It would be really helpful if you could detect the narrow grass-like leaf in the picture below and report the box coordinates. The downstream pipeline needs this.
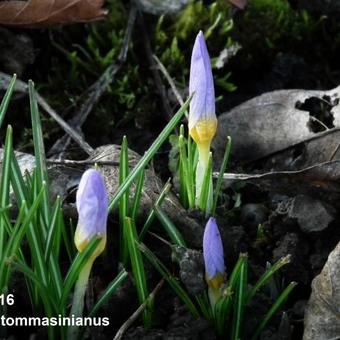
[60,237,101,311]
[119,136,130,265]
[62,214,75,261]
[7,188,44,259]
[1,186,45,288]
[0,202,26,290]
[12,181,49,288]
[131,169,145,221]
[196,293,213,321]
[246,255,291,304]
[44,196,62,262]
[139,179,171,240]
[28,81,51,226]
[154,206,186,247]
[213,254,247,337]
[214,287,233,336]
[186,134,195,209]
[231,255,248,340]
[29,82,64,301]
[212,136,232,216]
[179,131,189,208]
[0,74,16,129]
[0,126,13,260]
[109,96,190,212]
[89,269,129,317]
[251,282,297,340]
[10,149,29,204]
[125,217,152,327]
[11,260,57,316]
[199,153,213,214]
[138,241,200,318]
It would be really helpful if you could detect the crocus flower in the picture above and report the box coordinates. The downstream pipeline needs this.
[74,169,108,257]
[189,30,217,166]
[69,169,109,339]
[189,31,217,212]
[203,217,225,290]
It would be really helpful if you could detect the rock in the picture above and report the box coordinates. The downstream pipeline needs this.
[303,242,340,340]
[172,247,205,296]
[273,233,309,284]
[288,195,334,233]
[136,0,189,15]
[240,203,268,229]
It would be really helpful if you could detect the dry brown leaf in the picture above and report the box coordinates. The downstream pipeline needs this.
[0,0,108,26]
[228,0,247,9]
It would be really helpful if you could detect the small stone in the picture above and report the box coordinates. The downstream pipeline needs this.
[289,195,334,233]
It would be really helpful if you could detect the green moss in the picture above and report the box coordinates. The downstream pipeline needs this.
[155,0,238,91]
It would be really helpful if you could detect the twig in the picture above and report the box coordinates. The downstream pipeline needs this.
[137,9,173,122]
[48,5,137,157]
[113,280,164,340]
[329,143,340,161]
[0,72,93,155]
[153,55,185,107]
[47,159,119,166]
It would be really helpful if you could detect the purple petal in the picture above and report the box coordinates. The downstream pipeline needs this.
[75,169,108,248]
[203,217,225,279]
[189,31,216,130]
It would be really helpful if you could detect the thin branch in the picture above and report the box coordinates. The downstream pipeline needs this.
[47,159,119,166]
[153,55,185,107]
[113,280,164,340]
[137,9,173,122]
[0,72,93,155]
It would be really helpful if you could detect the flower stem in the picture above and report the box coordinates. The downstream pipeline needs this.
[67,258,94,340]
[196,141,213,214]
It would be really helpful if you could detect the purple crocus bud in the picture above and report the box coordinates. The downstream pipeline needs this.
[75,169,108,255]
[203,217,225,289]
[189,30,217,157]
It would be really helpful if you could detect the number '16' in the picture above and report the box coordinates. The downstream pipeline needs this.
[0,294,14,306]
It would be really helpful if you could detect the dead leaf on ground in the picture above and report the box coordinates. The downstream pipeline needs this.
[228,0,248,9]
[213,87,340,168]
[0,0,108,26]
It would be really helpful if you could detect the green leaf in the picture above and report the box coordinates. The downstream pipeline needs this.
[0,126,13,260]
[119,136,130,265]
[251,282,297,340]
[28,81,51,227]
[246,255,291,304]
[44,196,62,262]
[109,96,190,212]
[0,74,16,129]
[89,269,129,317]
[131,169,145,221]
[154,206,186,247]
[139,179,171,240]
[231,254,248,340]
[199,153,213,215]
[212,136,232,216]
[125,217,152,327]
[138,241,200,318]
